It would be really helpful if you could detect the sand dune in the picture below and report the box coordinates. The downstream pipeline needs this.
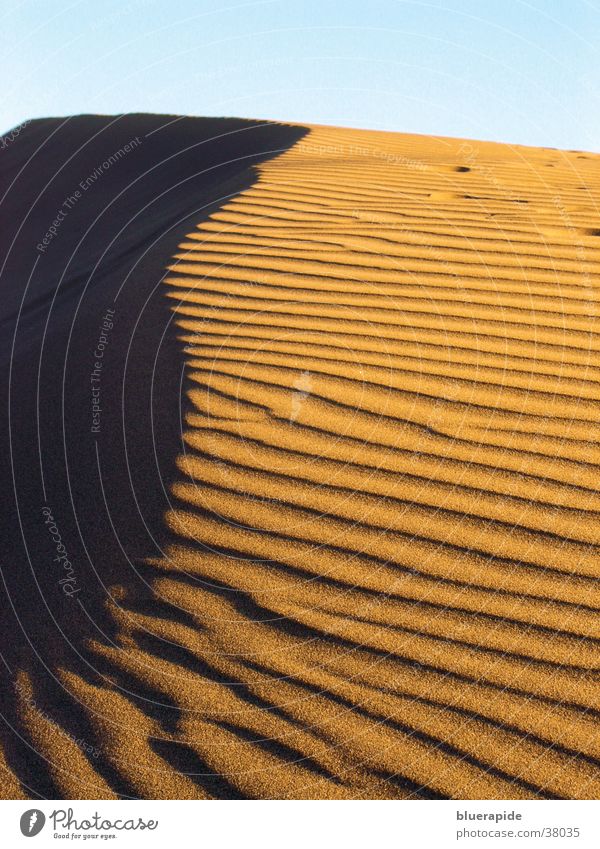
[2,116,600,799]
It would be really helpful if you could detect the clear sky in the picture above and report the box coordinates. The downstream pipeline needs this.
[3,0,600,150]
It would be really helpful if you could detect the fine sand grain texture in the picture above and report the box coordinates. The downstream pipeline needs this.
[2,117,600,799]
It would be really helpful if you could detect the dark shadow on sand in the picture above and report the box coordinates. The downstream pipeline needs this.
[0,114,307,798]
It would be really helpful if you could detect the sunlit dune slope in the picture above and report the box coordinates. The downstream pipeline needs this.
[154,126,600,799]
[3,116,600,800]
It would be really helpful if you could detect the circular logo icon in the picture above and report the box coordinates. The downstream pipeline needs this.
[20,810,46,837]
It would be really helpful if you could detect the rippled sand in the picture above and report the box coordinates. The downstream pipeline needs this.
[4,119,600,799]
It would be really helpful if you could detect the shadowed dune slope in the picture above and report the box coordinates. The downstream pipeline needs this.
[2,117,600,799]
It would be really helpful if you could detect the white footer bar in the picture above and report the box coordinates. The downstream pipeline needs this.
[0,799,598,847]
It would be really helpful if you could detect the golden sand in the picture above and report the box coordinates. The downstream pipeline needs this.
[9,124,600,799]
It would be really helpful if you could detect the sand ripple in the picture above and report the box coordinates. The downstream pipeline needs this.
[7,124,600,799]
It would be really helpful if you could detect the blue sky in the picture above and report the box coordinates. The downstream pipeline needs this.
[3,0,599,150]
